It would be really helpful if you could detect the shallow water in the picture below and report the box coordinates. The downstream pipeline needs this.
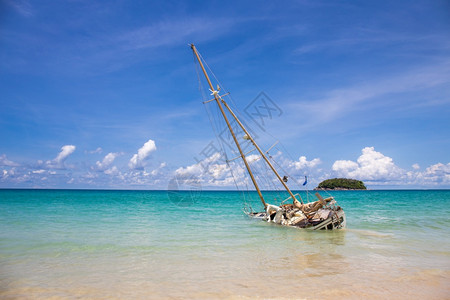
[0,189,449,299]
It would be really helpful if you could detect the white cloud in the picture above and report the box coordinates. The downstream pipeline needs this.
[332,160,359,173]
[175,152,221,178]
[174,152,242,187]
[45,145,76,169]
[87,147,103,154]
[55,145,76,164]
[291,156,321,170]
[151,162,167,176]
[96,152,121,171]
[1,169,13,179]
[420,163,450,184]
[128,139,157,170]
[32,169,45,174]
[331,147,449,186]
[83,172,98,179]
[1,143,447,189]
[332,147,402,181]
[104,166,119,175]
[173,150,326,189]
[0,154,19,167]
[246,154,261,163]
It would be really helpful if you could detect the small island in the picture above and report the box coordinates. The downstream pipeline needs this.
[315,178,367,190]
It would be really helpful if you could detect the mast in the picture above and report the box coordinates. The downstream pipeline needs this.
[190,44,267,208]
[221,101,301,203]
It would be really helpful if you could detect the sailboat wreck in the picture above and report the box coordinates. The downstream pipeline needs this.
[246,192,346,230]
[190,44,346,230]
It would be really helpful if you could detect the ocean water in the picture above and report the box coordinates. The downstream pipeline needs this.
[0,189,449,299]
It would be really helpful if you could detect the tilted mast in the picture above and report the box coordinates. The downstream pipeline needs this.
[221,102,301,204]
[190,44,267,208]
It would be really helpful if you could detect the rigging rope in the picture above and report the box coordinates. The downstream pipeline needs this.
[194,48,317,209]
[194,51,255,208]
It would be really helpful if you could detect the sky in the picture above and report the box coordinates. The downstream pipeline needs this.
[0,0,449,190]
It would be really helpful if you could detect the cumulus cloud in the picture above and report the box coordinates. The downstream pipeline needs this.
[332,160,359,173]
[331,146,450,186]
[419,163,450,184]
[96,152,121,171]
[0,154,19,167]
[55,145,76,164]
[104,166,119,175]
[45,145,76,169]
[175,152,222,178]
[2,142,447,189]
[1,168,15,179]
[174,152,241,187]
[332,147,402,181]
[291,156,321,170]
[246,154,261,163]
[129,139,156,169]
[173,150,326,189]
[261,152,323,186]
[151,162,167,176]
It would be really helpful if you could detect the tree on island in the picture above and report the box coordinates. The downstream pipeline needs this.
[316,178,366,190]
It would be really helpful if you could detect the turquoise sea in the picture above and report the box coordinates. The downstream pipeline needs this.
[1,189,449,299]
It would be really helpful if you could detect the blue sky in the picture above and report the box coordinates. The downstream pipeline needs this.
[0,0,449,189]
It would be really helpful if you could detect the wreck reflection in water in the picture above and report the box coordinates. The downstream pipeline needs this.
[250,227,348,280]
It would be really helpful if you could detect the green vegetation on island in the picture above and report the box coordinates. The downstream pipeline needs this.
[316,178,367,190]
